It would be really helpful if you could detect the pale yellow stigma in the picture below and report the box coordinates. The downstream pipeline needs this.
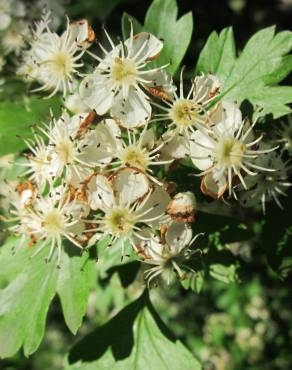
[43,209,65,235]
[120,145,150,170]
[170,99,200,128]
[105,207,135,236]
[56,141,74,165]
[216,138,246,168]
[111,58,137,86]
[49,51,73,78]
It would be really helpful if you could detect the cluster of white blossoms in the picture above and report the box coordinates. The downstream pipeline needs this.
[0,0,65,92]
[2,13,291,283]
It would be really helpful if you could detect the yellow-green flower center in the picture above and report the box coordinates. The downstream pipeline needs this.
[49,51,73,78]
[43,209,65,235]
[120,145,149,170]
[106,207,135,236]
[56,141,74,165]
[216,138,246,168]
[170,99,200,128]
[111,58,137,86]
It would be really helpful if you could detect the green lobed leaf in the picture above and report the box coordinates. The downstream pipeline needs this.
[66,291,201,370]
[209,264,239,284]
[121,12,143,39]
[195,27,236,85]
[0,96,60,157]
[56,247,97,335]
[196,26,292,119]
[181,271,204,293]
[122,0,193,75]
[0,237,96,358]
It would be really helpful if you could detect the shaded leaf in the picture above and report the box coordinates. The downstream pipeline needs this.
[67,291,201,370]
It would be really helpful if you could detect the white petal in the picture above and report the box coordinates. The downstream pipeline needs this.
[127,32,163,61]
[67,220,86,236]
[137,186,171,228]
[86,174,115,210]
[140,127,156,149]
[111,167,149,206]
[200,172,227,199]
[79,74,114,114]
[79,119,122,165]
[194,74,220,103]
[111,88,151,128]
[144,237,164,262]
[216,101,242,135]
[67,165,91,187]
[144,70,176,100]
[100,119,123,152]
[64,92,90,114]
[189,130,213,170]
[52,111,80,140]
[161,131,190,159]
[69,19,95,47]
[165,222,193,253]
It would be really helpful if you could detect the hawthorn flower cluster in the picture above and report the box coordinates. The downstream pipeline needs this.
[0,1,65,93]
[2,13,291,283]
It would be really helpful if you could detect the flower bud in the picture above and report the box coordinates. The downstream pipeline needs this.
[166,191,196,222]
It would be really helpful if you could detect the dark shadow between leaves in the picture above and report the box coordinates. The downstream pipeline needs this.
[104,261,141,288]
[63,239,98,260]
[240,99,254,120]
[262,189,292,274]
[68,290,178,364]
[68,290,146,363]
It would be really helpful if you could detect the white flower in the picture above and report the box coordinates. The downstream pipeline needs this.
[99,120,171,183]
[80,25,166,128]
[3,180,35,216]
[153,73,220,139]
[19,13,94,97]
[0,0,26,31]
[19,132,53,190]
[1,20,29,55]
[239,151,291,214]
[37,111,102,185]
[83,167,170,251]
[134,221,202,285]
[189,102,277,198]
[12,184,87,267]
[4,180,37,248]
[274,118,292,153]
